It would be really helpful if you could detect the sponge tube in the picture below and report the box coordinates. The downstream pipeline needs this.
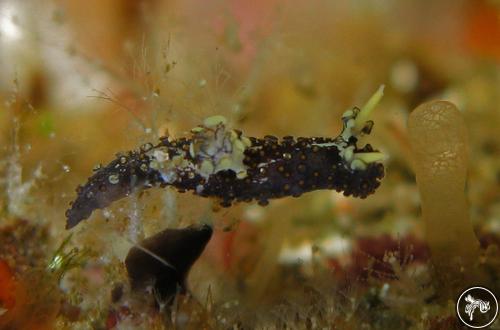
[408,101,480,290]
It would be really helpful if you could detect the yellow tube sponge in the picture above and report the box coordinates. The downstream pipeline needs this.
[408,101,481,292]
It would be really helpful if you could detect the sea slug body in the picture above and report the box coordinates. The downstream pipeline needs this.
[66,87,386,229]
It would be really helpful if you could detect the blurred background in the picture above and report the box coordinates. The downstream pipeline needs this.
[0,0,499,328]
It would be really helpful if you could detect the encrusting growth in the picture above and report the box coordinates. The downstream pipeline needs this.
[66,86,386,229]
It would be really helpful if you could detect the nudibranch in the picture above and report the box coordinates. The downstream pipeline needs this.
[66,86,385,229]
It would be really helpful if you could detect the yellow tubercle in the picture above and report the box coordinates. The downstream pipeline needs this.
[203,115,228,128]
[353,85,384,135]
[353,152,386,164]
[200,159,215,175]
